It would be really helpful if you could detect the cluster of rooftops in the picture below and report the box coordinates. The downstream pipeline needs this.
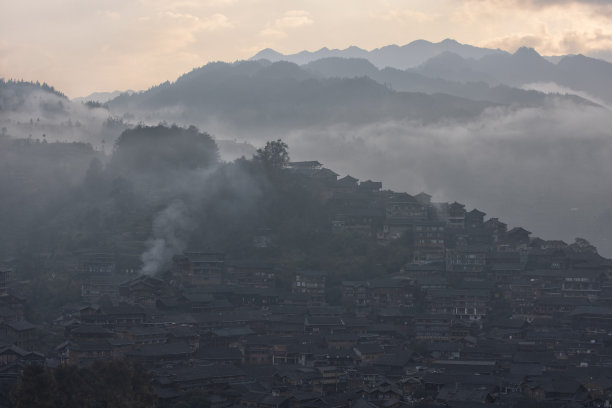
[0,160,611,407]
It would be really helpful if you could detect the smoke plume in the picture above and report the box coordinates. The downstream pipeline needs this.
[140,200,194,276]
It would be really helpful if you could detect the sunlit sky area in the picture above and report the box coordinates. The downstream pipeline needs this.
[3,0,612,97]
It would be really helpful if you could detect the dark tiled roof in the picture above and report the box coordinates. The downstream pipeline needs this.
[4,320,35,331]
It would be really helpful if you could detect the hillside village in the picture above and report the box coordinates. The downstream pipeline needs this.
[1,156,611,408]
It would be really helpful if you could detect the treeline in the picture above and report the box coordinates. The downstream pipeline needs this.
[0,79,67,100]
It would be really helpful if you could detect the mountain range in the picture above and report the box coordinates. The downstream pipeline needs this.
[106,60,498,132]
[252,43,612,105]
[105,49,606,134]
[250,39,508,70]
[100,39,612,131]
[8,38,612,141]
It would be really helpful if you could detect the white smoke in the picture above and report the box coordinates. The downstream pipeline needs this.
[140,200,194,276]
[136,160,264,275]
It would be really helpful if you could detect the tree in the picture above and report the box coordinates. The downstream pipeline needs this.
[570,237,598,254]
[110,124,219,174]
[12,360,157,408]
[90,359,157,408]
[52,365,95,408]
[12,365,56,408]
[255,139,289,169]
[171,390,211,408]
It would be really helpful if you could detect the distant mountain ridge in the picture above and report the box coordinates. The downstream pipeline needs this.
[6,43,607,137]
[250,40,612,104]
[250,39,508,69]
[73,90,137,103]
[410,47,612,104]
[296,55,599,107]
[106,60,498,132]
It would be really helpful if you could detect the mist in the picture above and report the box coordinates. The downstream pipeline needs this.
[116,100,612,256]
[0,80,128,150]
[105,125,266,275]
[124,100,608,256]
[5,53,612,261]
[272,102,612,255]
[521,82,612,108]
[134,162,266,275]
[97,58,612,256]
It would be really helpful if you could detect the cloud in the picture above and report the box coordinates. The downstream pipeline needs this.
[463,0,612,7]
[140,0,236,10]
[559,29,612,52]
[521,0,612,6]
[483,33,547,52]
[274,10,314,29]
[6,0,612,97]
[103,10,121,20]
[259,10,313,38]
[163,11,233,31]
[375,9,438,24]
[259,27,287,39]
[482,28,612,54]
[102,10,234,60]
[462,0,612,18]
[454,0,612,55]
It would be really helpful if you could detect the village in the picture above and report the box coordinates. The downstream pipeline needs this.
[1,159,612,408]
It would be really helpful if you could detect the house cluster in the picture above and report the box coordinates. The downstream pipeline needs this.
[1,163,612,407]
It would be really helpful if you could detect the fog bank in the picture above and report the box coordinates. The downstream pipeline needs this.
[260,103,612,255]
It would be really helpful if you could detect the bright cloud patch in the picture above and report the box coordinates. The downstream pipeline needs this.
[274,10,314,29]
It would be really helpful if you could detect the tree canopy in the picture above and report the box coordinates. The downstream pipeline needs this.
[254,139,289,169]
[111,124,219,174]
[13,360,157,408]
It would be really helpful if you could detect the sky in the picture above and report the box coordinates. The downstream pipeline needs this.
[3,0,612,98]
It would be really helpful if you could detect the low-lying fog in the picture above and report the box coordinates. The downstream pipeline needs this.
[3,80,611,256]
[216,102,612,256]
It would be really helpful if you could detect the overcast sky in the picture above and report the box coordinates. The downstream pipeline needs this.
[3,0,612,97]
